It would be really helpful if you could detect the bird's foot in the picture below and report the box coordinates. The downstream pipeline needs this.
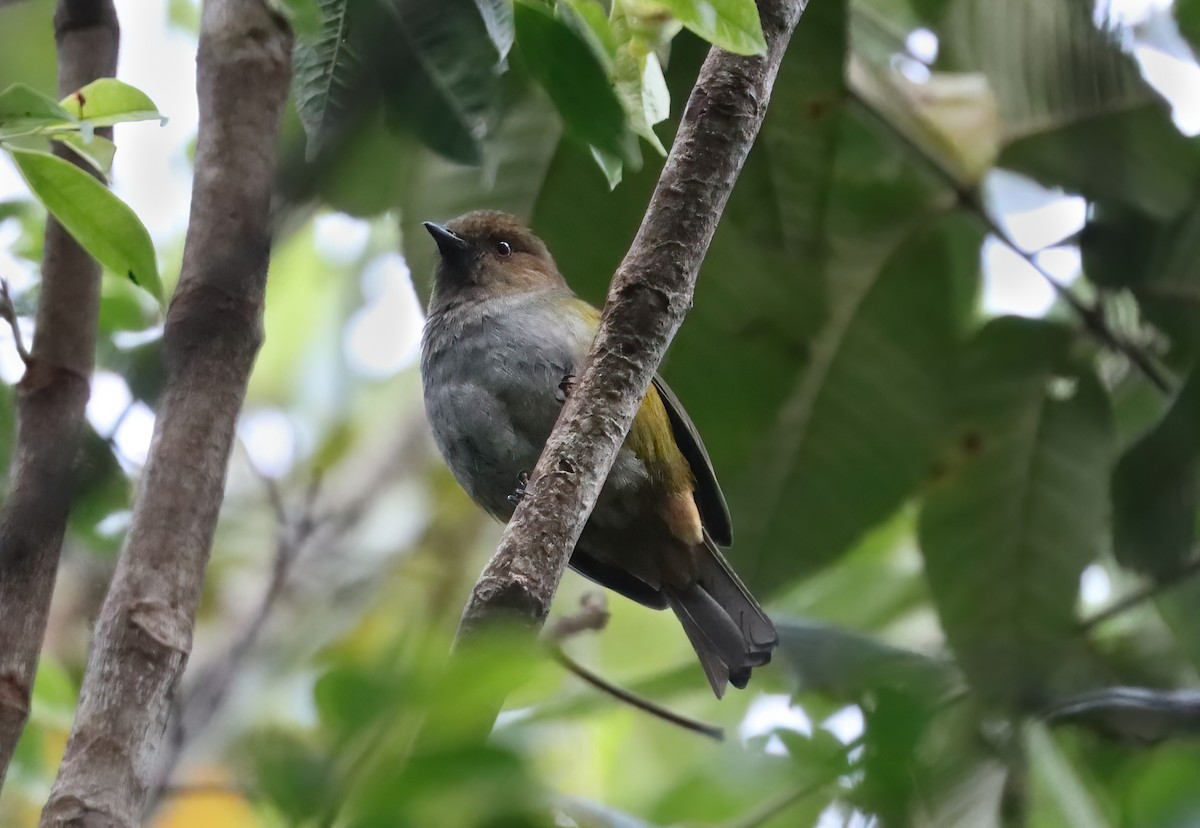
[556,372,576,403]
[507,470,531,505]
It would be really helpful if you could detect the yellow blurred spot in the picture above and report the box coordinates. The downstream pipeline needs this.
[154,768,259,828]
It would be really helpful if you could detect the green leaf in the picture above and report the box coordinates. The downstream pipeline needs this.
[9,147,163,304]
[651,0,767,56]
[292,0,372,160]
[1176,0,1200,54]
[378,0,503,165]
[58,78,162,127]
[919,318,1114,708]
[941,0,1197,217]
[53,132,116,175]
[474,0,515,59]
[734,213,978,586]
[515,0,637,166]
[0,82,74,137]
[1112,367,1200,578]
[776,618,960,701]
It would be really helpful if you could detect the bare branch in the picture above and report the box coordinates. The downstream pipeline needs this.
[546,593,610,641]
[0,0,117,786]
[39,3,292,825]
[455,0,808,645]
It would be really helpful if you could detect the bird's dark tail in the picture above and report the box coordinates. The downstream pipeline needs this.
[664,531,778,698]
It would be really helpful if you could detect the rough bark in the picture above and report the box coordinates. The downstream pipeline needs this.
[0,0,117,785]
[456,0,807,639]
[39,3,292,825]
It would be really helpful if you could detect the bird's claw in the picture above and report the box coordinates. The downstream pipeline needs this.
[556,373,576,403]
[507,470,531,505]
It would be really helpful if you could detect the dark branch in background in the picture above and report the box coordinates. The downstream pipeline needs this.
[1080,555,1200,631]
[146,472,318,807]
[455,0,807,648]
[40,2,292,825]
[0,0,117,786]
[845,88,1174,395]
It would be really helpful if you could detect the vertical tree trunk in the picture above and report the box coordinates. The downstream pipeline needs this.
[39,2,292,825]
[0,0,118,785]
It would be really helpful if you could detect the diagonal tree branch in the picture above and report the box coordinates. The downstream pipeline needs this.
[39,2,292,825]
[0,0,118,786]
[455,0,806,643]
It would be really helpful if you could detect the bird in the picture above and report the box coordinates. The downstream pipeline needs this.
[419,210,778,697]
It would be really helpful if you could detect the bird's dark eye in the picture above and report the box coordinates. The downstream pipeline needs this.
[495,240,512,257]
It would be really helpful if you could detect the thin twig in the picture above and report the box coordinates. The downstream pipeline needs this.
[546,592,610,641]
[1080,556,1200,631]
[0,281,31,366]
[551,649,724,741]
[845,85,1173,394]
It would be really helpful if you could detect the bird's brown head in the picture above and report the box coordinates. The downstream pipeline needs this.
[424,211,565,311]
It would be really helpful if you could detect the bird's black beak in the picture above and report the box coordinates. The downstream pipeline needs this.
[424,222,469,260]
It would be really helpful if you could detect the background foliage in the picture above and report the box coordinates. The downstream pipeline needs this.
[4,0,1200,825]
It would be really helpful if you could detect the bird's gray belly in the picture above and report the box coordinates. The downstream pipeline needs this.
[422,320,653,527]
[423,329,573,519]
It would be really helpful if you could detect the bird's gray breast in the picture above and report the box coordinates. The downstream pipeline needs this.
[420,293,590,519]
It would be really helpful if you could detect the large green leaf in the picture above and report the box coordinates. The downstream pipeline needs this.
[776,618,959,701]
[919,318,1114,708]
[649,0,767,56]
[1112,367,1200,578]
[9,147,163,304]
[379,0,503,165]
[732,212,979,587]
[514,0,637,166]
[942,0,1198,218]
[292,0,372,159]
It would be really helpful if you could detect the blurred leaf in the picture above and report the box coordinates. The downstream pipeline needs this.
[1027,723,1113,828]
[776,618,959,702]
[940,0,1198,217]
[648,0,767,56]
[941,0,1148,143]
[556,796,658,828]
[515,0,637,167]
[9,147,163,304]
[1112,367,1200,577]
[378,0,503,165]
[58,77,161,127]
[474,0,515,59]
[919,318,1114,708]
[1045,686,1200,745]
[315,665,400,736]
[735,213,979,586]
[1177,0,1200,54]
[0,81,73,137]
[1001,106,1200,220]
[246,729,333,822]
[850,59,1001,186]
[53,132,116,176]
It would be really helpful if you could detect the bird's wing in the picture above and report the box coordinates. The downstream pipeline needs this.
[651,375,733,546]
